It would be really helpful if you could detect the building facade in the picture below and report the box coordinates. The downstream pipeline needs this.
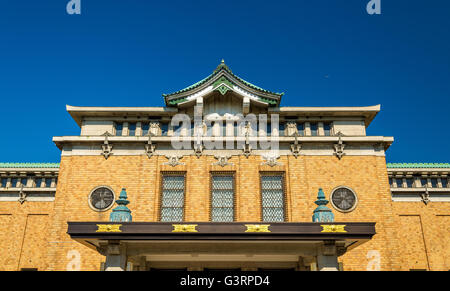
[0,61,448,271]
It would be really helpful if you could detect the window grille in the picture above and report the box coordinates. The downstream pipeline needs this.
[160,174,186,222]
[260,174,286,222]
[210,174,235,222]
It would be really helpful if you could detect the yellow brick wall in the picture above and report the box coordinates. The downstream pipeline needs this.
[1,154,448,271]
[0,201,53,271]
[392,202,450,271]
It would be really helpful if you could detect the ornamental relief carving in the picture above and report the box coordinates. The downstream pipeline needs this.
[213,155,233,167]
[164,155,185,167]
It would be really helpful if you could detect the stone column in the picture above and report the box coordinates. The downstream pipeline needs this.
[317,243,339,271]
[123,122,129,136]
[304,122,311,136]
[136,122,142,136]
[104,243,127,271]
[318,122,325,136]
[139,256,147,271]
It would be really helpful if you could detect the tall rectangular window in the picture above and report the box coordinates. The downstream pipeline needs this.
[297,123,304,136]
[442,178,448,188]
[310,123,318,136]
[396,178,404,188]
[128,123,136,136]
[10,178,18,188]
[1,178,7,188]
[161,123,168,136]
[260,173,286,222]
[35,178,42,188]
[406,178,415,188]
[160,174,186,222]
[115,123,123,136]
[45,178,52,188]
[279,123,285,137]
[142,123,149,136]
[324,123,332,136]
[20,178,28,188]
[210,173,235,222]
[431,178,438,188]
[420,178,428,187]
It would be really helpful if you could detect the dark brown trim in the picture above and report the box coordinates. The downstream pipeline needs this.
[67,221,376,242]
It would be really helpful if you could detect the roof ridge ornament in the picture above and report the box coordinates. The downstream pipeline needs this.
[214,59,231,74]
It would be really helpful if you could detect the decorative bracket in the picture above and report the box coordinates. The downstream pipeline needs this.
[421,186,430,205]
[242,122,252,158]
[164,155,185,167]
[213,155,233,167]
[18,185,27,204]
[101,131,113,160]
[145,133,156,159]
[193,139,204,158]
[333,132,346,160]
[290,132,302,158]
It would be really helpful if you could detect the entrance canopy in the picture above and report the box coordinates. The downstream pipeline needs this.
[67,222,375,271]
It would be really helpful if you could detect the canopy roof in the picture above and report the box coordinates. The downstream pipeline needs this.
[163,60,284,107]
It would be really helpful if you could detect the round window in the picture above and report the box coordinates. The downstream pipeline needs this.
[330,187,358,212]
[88,186,115,211]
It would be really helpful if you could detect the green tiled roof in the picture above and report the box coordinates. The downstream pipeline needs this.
[387,163,450,169]
[163,60,284,101]
[0,163,60,168]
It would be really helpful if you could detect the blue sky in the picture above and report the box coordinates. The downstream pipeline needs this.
[0,0,449,163]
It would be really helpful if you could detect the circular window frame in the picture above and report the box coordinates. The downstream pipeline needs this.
[87,186,116,212]
[330,186,358,213]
